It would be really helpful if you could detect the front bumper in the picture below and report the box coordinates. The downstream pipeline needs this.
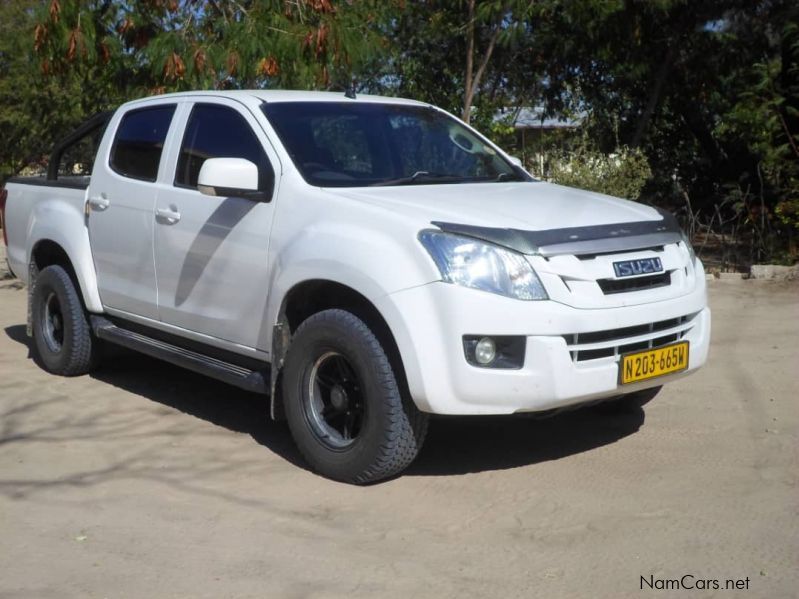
[375,277,710,415]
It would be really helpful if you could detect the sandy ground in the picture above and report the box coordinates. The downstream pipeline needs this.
[0,256,797,598]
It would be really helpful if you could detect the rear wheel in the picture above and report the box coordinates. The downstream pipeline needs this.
[283,309,428,484]
[31,265,97,376]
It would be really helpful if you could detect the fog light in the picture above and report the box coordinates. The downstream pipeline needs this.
[463,335,526,369]
[475,337,497,365]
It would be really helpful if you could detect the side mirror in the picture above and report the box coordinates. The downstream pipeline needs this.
[198,157,268,201]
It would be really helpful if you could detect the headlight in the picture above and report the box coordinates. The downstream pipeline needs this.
[680,230,697,264]
[419,231,548,300]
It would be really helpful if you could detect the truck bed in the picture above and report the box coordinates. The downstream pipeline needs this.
[3,178,90,285]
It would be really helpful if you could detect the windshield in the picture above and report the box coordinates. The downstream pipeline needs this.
[261,102,528,187]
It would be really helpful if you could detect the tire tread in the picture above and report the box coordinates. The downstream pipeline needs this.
[286,309,428,483]
[32,265,96,376]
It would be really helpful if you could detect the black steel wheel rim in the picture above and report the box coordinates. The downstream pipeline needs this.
[42,291,64,353]
[306,351,365,449]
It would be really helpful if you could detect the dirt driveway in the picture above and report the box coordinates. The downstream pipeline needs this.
[1,271,797,598]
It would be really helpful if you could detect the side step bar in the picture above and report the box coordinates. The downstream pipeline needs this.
[90,316,269,394]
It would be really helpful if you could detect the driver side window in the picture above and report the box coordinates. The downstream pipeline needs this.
[175,104,273,191]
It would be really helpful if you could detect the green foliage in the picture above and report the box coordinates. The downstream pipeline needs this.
[541,145,652,201]
[0,1,91,179]
[1,0,796,262]
[535,0,798,261]
[1,0,397,180]
[717,22,799,234]
[381,1,547,120]
[33,0,394,93]
[487,113,517,154]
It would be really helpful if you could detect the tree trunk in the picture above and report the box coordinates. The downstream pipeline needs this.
[461,1,504,123]
[462,0,475,123]
[631,44,676,148]
[462,28,500,124]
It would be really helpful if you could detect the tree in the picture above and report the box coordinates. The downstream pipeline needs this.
[526,0,798,260]
[0,1,90,179]
[461,0,535,123]
[3,0,797,260]
[0,0,396,179]
[33,0,395,93]
[384,1,545,129]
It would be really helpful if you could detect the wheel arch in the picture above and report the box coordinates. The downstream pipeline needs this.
[31,239,78,281]
[270,279,409,421]
[26,198,103,313]
[27,237,102,336]
[30,236,101,303]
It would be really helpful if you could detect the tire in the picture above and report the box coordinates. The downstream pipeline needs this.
[31,264,97,376]
[597,385,662,413]
[283,309,428,484]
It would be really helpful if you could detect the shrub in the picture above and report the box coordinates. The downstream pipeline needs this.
[533,145,652,201]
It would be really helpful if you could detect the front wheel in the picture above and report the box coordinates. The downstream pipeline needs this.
[31,265,98,376]
[283,309,428,484]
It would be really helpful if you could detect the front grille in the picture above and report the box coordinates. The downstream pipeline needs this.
[563,313,698,362]
[597,272,671,294]
[576,246,665,260]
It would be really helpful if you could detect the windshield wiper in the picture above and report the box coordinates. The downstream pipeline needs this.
[371,171,471,187]
[495,171,525,182]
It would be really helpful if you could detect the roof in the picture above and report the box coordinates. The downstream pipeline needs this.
[125,89,428,107]
[249,90,427,106]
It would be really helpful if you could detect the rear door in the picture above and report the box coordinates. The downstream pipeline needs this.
[153,99,279,349]
[87,103,177,319]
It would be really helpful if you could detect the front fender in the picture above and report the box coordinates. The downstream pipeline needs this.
[261,226,437,419]
[264,220,438,338]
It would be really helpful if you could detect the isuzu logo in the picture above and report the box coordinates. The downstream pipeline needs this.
[613,257,663,278]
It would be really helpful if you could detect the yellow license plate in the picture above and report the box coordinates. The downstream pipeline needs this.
[619,342,689,384]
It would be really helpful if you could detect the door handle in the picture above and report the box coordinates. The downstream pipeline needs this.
[88,196,110,211]
[155,206,181,224]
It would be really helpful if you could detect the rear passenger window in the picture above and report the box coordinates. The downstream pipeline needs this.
[110,105,176,182]
[57,119,108,179]
[175,104,273,190]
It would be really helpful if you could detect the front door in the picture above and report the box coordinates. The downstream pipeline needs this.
[87,103,177,320]
[153,100,278,349]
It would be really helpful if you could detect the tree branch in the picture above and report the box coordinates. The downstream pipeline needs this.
[462,0,475,122]
[462,4,504,123]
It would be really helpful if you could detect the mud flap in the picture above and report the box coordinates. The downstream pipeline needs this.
[270,317,291,420]
[26,261,38,337]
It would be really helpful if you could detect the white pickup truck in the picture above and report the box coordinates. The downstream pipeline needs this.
[0,90,710,483]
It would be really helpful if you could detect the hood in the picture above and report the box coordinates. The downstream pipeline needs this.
[321,181,662,232]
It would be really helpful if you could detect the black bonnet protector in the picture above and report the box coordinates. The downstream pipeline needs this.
[432,208,683,257]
